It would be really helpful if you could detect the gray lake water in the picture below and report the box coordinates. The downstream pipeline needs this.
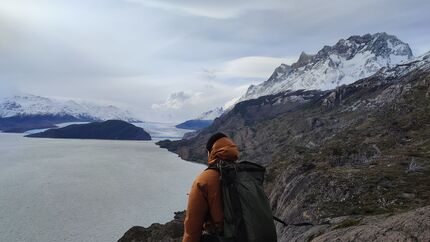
[0,133,204,242]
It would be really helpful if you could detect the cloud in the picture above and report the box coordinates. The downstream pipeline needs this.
[0,81,19,99]
[223,96,241,110]
[124,0,283,19]
[1,0,430,122]
[151,91,192,110]
[201,68,216,80]
[213,56,298,79]
[149,83,249,121]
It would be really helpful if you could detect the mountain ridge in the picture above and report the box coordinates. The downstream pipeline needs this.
[240,32,413,102]
[0,94,140,122]
[0,94,141,132]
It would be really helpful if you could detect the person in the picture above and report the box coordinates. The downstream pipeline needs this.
[182,132,239,242]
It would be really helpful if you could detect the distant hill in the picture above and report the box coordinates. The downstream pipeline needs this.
[0,94,141,133]
[174,107,224,132]
[175,119,213,130]
[26,120,151,140]
[0,114,84,133]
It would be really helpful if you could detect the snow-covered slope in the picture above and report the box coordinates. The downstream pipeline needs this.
[240,33,413,101]
[380,50,430,79]
[196,107,224,120]
[0,94,141,122]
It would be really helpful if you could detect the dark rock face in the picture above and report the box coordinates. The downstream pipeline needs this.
[26,120,151,140]
[154,54,430,240]
[291,52,315,69]
[175,119,213,130]
[118,211,185,242]
[266,64,293,84]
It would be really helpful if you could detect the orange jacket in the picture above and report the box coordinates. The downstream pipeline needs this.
[182,137,239,242]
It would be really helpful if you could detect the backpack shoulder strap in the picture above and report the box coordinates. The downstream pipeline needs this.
[205,160,237,170]
[205,163,219,171]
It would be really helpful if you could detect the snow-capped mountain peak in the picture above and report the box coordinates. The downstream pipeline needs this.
[0,94,141,122]
[240,33,413,101]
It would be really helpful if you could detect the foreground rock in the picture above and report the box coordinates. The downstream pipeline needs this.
[311,205,430,242]
[26,120,151,140]
[118,211,185,242]
[119,206,430,242]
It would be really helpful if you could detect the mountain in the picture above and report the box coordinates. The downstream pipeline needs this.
[27,120,151,140]
[175,120,213,130]
[0,94,141,132]
[0,94,140,122]
[240,32,413,102]
[174,107,224,131]
[155,50,430,240]
[196,107,224,120]
[0,114,82,133]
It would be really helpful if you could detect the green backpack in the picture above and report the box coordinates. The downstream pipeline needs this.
[207,160,277,242]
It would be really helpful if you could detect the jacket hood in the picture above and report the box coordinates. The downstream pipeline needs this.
[208,137,239,165]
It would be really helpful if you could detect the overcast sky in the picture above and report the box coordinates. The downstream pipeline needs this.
[1,0,429,122]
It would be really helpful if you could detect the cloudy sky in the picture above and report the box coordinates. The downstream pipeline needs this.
[1,0,429,122]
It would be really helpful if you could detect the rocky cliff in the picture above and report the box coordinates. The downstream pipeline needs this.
[118,206,430,241]
[118,211,185,242]
[151,52,430,241]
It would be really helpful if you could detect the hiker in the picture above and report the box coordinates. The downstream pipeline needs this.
[182,132,277,242]
[183,133,238,242]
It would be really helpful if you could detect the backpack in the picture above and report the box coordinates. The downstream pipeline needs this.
[206,160,277,242]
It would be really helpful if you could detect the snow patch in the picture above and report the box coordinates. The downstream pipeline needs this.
[0,94,141,122]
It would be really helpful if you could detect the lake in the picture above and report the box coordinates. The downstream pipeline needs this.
[0,133,204,242]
